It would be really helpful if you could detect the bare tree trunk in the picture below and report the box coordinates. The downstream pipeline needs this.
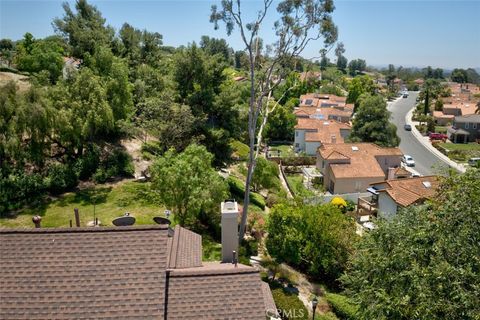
[238,53,257,242]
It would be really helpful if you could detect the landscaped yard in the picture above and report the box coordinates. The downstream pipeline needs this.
[285,173,315,197]
[0,181,165,228]
[435,126,448,134]
[269,144,295,157]
[437,143,480,162]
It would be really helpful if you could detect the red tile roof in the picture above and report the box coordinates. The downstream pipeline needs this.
[319,143,402,178]
[373,176,439,207]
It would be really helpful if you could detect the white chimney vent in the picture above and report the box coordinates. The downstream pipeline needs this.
[221,200,239,263]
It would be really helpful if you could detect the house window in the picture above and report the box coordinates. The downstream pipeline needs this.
[473,123,477,129]
[322,160,325,168]
[295,131,299,137]
[465,123,469,129]
[295,143,299,148]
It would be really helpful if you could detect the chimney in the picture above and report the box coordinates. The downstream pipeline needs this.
[221,200,239,263]
[387,167,396,180]
[32,215,42,228]
[331,135,337,144]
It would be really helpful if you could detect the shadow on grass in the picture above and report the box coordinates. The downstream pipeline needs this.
[56,186,112,207]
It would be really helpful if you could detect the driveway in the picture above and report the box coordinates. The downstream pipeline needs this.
[387,92,449,176]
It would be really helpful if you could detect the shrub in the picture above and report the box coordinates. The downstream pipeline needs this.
[325,293,358,320]
[45,163,79,194]
[141,141,163,157]
[271,287,309,320]
[75,146,100,180]
[0,170,46,215]
[345,199,356,213]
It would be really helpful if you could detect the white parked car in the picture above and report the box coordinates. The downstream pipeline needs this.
[402,155,415,167]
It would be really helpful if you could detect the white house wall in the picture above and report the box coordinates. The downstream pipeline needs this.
[305,142,321,156]
[377,193,398,220]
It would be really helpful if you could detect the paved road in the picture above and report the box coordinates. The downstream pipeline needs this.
[387,92,449,176]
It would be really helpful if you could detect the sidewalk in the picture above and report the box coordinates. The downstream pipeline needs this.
[405,108,466,173]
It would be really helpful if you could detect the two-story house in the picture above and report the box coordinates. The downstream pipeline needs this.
[317,143,403,194]
[447,114,480,143]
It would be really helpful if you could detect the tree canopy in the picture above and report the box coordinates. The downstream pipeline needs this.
[342,169,480,320]
[349,94,400,147]
[150,144,228,227]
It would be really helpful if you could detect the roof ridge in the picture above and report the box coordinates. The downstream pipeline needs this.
[0,225,169,234]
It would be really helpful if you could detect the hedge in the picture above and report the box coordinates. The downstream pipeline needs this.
[271,287,308,320]
[325,293,359,320]
[227,176,265,210]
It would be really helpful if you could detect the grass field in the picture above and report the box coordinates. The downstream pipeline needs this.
[269,144,295,157]
[437,143,480,162]
[285,173,314,198]
[438,143,480,151]
[0,181,165,228]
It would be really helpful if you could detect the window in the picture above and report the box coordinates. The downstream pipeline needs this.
[322,160,325,168]
[295,131,299,137]
[473,123,477,129]
[465,122,469,129]
[295,143,299,148]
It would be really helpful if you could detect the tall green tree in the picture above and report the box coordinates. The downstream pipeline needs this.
[53,0,114,58]
[346,75,375,112]
[349,94,400,147]
[211,0,338,241]
[150,144,228,227]
[342,169,480,320]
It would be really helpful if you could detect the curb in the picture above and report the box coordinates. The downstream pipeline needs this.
[405,108,466,173]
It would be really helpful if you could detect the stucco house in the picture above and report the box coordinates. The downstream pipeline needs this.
[0,201,277,319]
[368,176,439,219]
[447,114,480,143]
[316,143,403,194]
[294,118,351,155]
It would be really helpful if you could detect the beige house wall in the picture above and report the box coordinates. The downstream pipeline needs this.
[331,176,385,194]
[375,155,402,175]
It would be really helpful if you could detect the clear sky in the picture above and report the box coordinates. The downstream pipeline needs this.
[1,0,479,69]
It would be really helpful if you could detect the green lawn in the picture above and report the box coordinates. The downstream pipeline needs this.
[435,126,448,134]
[285,173,314,198]
[437,143,480,162]
[269,144,295,157]
[0,181,165,228]
[438,143,480,151]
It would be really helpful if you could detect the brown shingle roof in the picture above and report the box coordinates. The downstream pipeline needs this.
[167,225,202,269]
[295,119,351,144]
[166,262,267,319]
[0,226,274,319]
[0,226,169,319]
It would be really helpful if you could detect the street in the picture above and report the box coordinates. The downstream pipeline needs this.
[387,91,449,176]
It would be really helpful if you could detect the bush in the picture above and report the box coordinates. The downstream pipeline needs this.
[94,149,135,183]
[141,141,163,158]
[316,313,339,320]
[45,163,79,194]
[325,293,358,320]
[271,287,309,320]
[75,146,100,180]
[0,170,46,215]
[345,199,356,212]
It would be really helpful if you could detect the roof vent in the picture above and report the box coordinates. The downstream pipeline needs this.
[351,146,359,151]
[422,181,432,188]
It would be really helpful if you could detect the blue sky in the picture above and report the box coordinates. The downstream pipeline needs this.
[1,0,479,69]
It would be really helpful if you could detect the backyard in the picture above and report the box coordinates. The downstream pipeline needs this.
[0,181,165,228]
[437,143,480,162]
